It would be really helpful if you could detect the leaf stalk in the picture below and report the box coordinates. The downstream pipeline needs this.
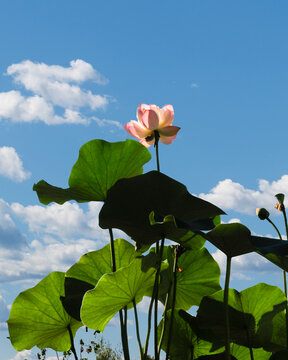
[224,256,232,360]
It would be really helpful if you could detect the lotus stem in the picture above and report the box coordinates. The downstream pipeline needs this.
[245,327,254,360]
[109,228,130,360]
[165,248,178,360]
[68,325,78,360]
[157,284,171,356]
[154,130,160,359]
[154,130,160,173]
[154,240,160,360]
[281,206,288,349]
[224,256,232,360]
[267,218,282,240]
[143,237,165,359]
[266,216,288,348]
[133,299,143,359]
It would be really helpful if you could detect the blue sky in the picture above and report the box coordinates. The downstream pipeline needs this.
[0,0,288,359]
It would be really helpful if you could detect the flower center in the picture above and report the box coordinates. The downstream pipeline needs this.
[145,134,155,142]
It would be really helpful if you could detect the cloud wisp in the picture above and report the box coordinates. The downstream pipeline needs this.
[0,147,31,182]
[0,59,121,127]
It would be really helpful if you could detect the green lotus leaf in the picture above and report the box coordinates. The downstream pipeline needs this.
[205,223,254,257]
[61,239,138,321]
[196,345,271,360]
[33,139,151,204]
[269,351,288,359]
[158,310,270,360]
[251,236,288,272]
[228,344,270,360]
[99,171,225,249]
[262,307,287,352]
[196,355,236,360]
[66,239,138,285]
[80,255,165,332]
[159,246,221,309]
[158,309,223,360]
[197,283,287,349]
[8,272,82,351]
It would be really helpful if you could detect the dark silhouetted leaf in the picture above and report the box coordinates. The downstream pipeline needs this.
[197,283,287,350]
[99,171,225,249]
[251,235,288,272]
[205,223,254,257]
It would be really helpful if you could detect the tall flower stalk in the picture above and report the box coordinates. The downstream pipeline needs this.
[124,103,180,359]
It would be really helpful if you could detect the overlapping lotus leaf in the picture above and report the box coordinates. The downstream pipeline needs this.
[8,272,82,351]
[80,254,167,332]
[99,171,225,249]
[61,239,139,321]
[196,283,287,350]
[158,246,221,309]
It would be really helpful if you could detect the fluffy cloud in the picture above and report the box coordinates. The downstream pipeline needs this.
[10,350,32,360]
[199,175,288,215]
[0,60,117,126]
[0,238,102,282]
[0,147,31,182]
[0,198,129,282]
[0,199,27,250]
[10,201,108,241]
[6,60,108,109]
[212,249,278,280]
[7,59,108,86]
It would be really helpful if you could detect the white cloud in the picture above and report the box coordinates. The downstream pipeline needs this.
[11,201,107,241]
[190,83,199,88]
[199,175,288,215]
[137,296,164,314]
[0,147,31,182]
[10,350,32,360]
[108,315,133,328]
[212,249,277,280]
[0,91,90,125]
[0,198,129,282]
[0,199,27,250]
[0,295,10,322]
[0,238,103,282]
[0,60,114,126]
[7,60,108,109]
[7,59,108,86]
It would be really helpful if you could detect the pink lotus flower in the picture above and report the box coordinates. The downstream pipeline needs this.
[124,104,180,147]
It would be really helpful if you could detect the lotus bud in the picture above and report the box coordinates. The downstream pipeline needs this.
[256,208,270,220]
[275,193,285,211]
